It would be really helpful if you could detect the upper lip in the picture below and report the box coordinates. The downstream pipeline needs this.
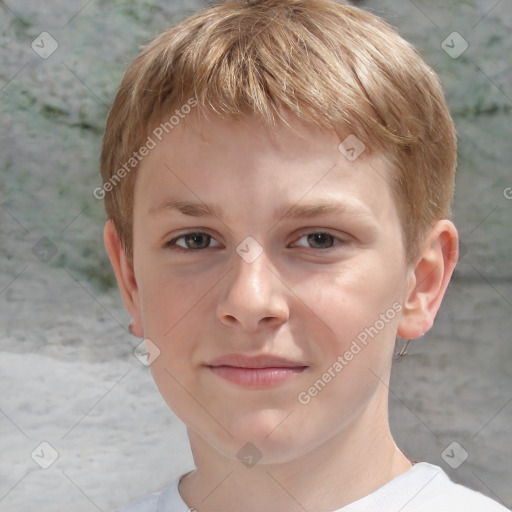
[207,354,307,368]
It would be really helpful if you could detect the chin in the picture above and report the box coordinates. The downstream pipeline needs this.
[212,419,313,466]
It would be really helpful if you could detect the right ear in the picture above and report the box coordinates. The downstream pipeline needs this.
[104,220,143,338]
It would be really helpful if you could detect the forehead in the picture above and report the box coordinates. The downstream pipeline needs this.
[134,111,399,225]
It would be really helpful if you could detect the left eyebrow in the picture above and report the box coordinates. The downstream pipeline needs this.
[273,202,373,221]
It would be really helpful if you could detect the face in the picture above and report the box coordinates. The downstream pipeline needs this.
[128,112,414,464]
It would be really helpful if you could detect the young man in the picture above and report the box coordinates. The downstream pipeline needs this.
[100,0,509,510]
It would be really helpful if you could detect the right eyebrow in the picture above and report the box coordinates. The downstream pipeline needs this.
[149,200,225,219]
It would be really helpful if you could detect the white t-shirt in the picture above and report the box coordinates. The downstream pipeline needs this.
[115,462,509,512]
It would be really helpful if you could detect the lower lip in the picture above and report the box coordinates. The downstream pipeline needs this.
[208,365,307,388]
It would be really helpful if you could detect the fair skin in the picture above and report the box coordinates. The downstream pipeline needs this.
[105,111,458,512]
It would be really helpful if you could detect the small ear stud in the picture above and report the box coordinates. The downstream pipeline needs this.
[394,338,413,362]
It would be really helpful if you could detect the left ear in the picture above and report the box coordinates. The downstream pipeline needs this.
[397,220,459,339]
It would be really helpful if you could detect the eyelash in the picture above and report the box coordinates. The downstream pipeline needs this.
[164,229,347,252]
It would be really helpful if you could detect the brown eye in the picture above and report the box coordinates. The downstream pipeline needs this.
[294,231,341,250]
[166,232,220,250]
[307,233,336,249]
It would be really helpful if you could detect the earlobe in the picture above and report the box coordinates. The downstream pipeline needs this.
[104,220,144,338]
[397,220,458,339]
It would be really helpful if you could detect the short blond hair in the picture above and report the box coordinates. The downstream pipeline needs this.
[100,0,457,264]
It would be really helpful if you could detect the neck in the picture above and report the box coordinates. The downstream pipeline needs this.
[179,391,412,512]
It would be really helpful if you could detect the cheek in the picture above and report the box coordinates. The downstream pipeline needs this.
[298,260,403,343]
[137,260,210,334]
[293,270,402,425]
[137,263,223,387]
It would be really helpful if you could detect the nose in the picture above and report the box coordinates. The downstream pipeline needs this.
[216,247,289,332]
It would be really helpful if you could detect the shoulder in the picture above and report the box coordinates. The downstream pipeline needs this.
[403,463,509,512]
[113,492,159,512]
[342,462,509,512]
[113,472,192,512]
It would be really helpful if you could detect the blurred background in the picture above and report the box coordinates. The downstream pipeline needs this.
[0,0,511,510]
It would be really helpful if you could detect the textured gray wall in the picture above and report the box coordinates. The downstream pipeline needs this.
[1,1,511,510]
